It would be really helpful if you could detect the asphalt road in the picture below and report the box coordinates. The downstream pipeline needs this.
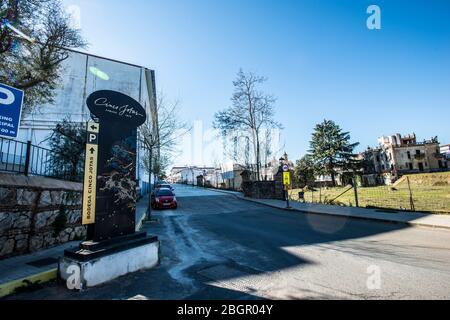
[8,184,450,300]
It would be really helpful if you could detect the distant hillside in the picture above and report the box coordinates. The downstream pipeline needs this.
[395,171,450,187]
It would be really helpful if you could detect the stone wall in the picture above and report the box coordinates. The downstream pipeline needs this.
[241,170,290,200]
[242,181,278,199]
[0,173,86,259]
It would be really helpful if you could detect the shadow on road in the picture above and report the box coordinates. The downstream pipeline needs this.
[6,185,445,300]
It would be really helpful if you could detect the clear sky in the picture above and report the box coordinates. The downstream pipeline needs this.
[63,0,450,164]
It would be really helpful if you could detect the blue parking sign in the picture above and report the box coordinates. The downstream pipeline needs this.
[0,83,24,139]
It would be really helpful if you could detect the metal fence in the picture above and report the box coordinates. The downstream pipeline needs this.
[291,176,450,214]
[0,136,81,182]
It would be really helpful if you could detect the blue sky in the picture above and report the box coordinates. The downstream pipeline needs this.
[63,0,450,163]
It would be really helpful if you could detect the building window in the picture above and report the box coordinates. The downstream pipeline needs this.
[408,163,413,170]
[407,151,411,159]
[416,150,421,155]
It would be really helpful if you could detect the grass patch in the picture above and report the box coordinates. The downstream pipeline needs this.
[291,172,450,214]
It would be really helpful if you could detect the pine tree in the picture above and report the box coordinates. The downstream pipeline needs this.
[309,120,359,186]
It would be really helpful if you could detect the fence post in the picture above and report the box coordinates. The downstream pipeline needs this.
[24,141,32,176]
[407,176,415,211]
[319,187,322,203]
[353,177,359,207]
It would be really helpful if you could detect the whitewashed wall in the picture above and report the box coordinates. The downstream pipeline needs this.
[17,50,156,191]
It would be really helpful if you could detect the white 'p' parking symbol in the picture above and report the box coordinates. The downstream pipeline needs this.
[0,87,15,105]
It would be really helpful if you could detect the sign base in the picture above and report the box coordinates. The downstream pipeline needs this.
[59,232,159,288]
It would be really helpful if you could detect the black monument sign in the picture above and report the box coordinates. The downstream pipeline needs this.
[62,91,158,283]
[86,90,146,241]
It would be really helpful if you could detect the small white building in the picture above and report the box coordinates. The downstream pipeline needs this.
[441,144,450,160]
[169,166,216,186]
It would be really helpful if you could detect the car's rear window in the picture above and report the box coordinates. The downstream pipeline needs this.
[157,190,173,196]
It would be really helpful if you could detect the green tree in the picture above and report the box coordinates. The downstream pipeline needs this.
[0,0,86,113]
[294,154,316,188]
[309,119,359,187]
[45,119,86,181]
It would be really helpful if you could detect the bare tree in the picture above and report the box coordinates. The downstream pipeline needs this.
[219,130,251,166]
[139,94,191,210]
[214,69,282,180]
[0,0,86,112]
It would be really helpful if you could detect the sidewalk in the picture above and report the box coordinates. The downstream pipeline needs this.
[0,241,77,298]
[0,194,150,298]
[206,187,450,230]
[136,194,150,231]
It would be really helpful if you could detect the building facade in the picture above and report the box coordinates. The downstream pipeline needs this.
[17,49,158,192]
[361,133,448,185]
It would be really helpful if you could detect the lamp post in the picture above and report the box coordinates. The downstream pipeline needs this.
[141,135,154,221]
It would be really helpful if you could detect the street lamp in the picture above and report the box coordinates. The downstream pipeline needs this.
[279,157,285,171]
[141,138,154,221]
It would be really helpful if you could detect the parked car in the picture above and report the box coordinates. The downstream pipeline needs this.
[155,183,174,191]
[151,188,177,209]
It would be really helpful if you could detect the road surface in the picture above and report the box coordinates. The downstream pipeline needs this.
[7,184,450,300]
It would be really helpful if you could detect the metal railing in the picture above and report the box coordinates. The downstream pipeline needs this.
[0,137,81,182]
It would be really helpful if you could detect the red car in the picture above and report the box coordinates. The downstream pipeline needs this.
[151,188,177,209]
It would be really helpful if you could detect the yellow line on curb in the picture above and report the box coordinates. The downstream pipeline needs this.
[0,268,57,298]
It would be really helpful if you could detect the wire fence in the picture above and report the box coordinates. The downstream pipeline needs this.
[0,136,82,182]
[291,175,450,214]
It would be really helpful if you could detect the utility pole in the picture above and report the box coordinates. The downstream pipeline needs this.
[146,142,153,221]
[285,185,291,209]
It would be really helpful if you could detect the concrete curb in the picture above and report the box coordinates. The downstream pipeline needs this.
[136,211,146,231]
[0,268,57,298]
[135,196,150,232]
[202,187,450,231]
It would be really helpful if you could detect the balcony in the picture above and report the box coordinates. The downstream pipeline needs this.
[414,153,426,160]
